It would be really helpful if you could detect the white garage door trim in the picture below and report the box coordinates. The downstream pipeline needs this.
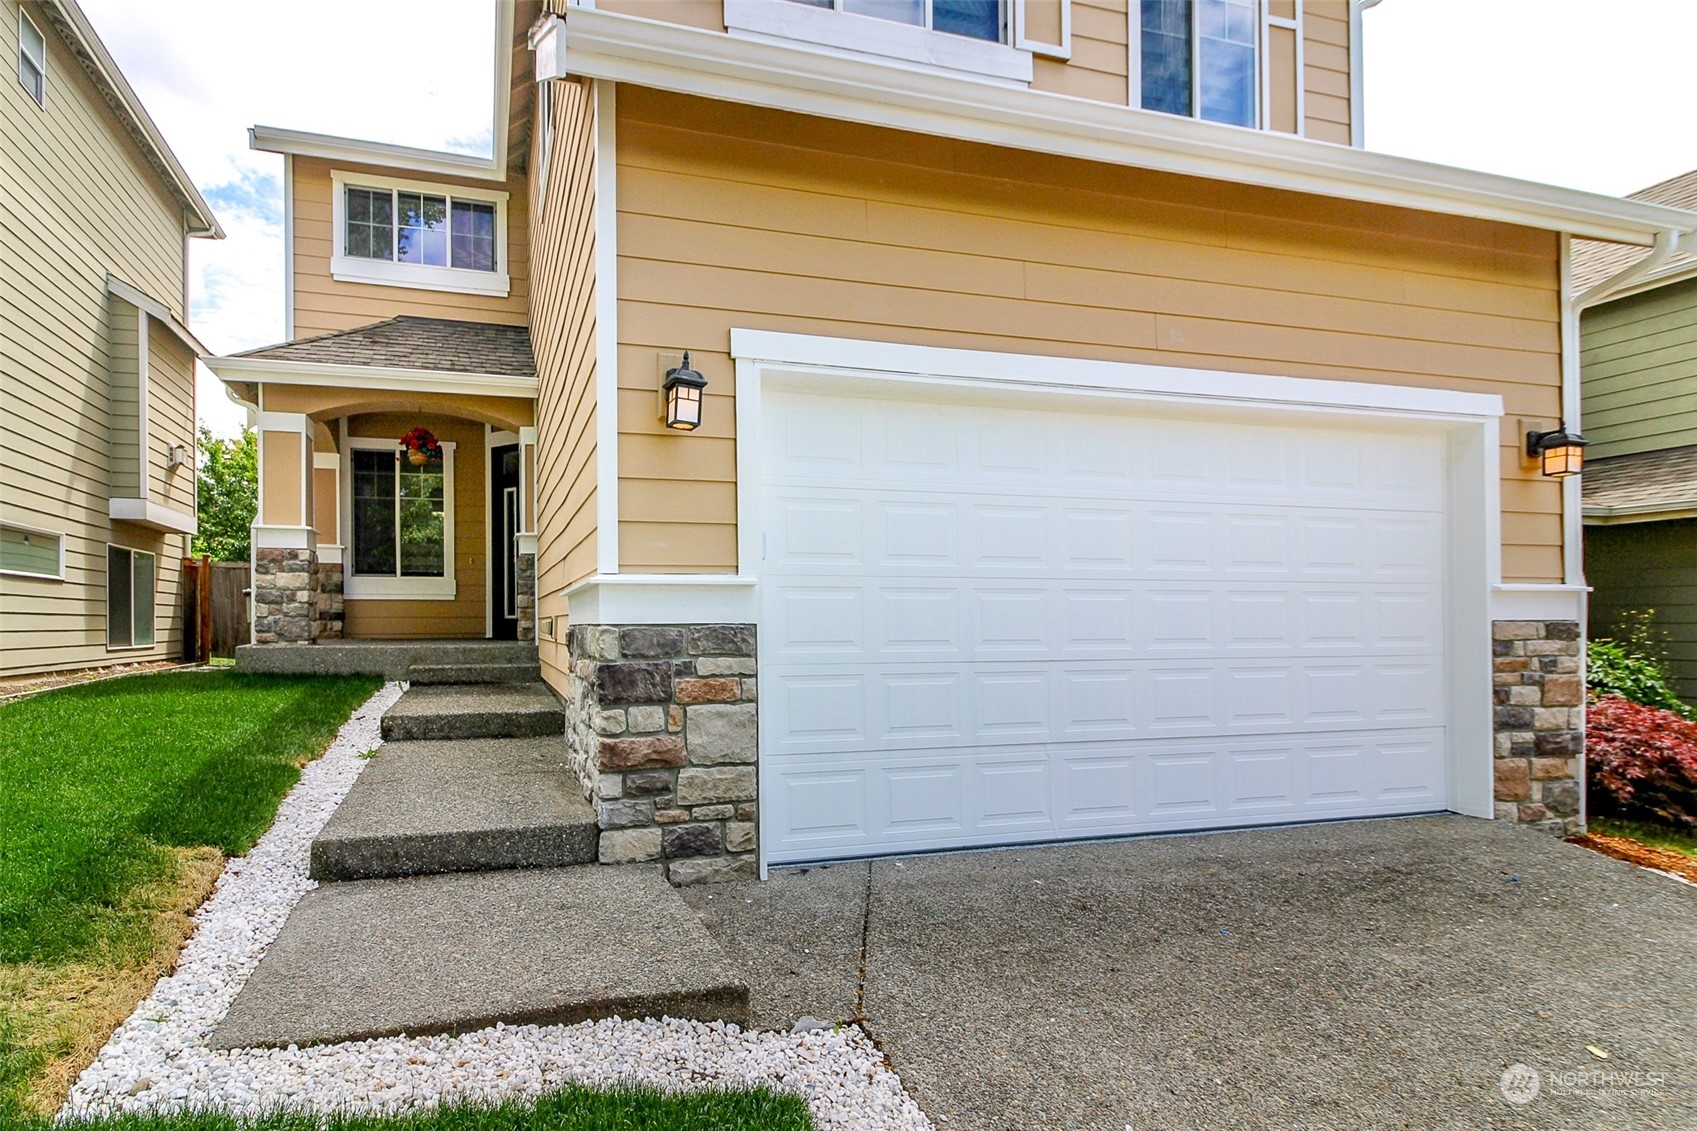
[733,330,1502,873]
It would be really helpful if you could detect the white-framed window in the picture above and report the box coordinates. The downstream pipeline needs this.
[342,436,457,600]
[330,171,510,298]
[1136,0,1258,128]
[0,523,64,579]
[17,7,46,108]
[107,545,156,650]
[726,0,1034,83]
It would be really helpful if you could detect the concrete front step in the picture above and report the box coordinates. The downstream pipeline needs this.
[380,682,564,741]
[212,865,750,1049]
[408,662,543,685]
[236,640,539,679]
[311,736,597,882]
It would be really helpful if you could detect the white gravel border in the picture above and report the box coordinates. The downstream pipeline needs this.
[63,682,930,1130]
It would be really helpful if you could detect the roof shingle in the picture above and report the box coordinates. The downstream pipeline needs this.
[236,316,535,379]
[1582,443,1697,515]
[1571,169,1697,293]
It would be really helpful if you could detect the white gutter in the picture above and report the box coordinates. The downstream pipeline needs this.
[554,5,1697,245]
[1584,499,1697,526]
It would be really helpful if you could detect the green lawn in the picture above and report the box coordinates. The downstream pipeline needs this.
[1591,816,1697,858]
[30,1084,813,1130]
[0,671,380,1119]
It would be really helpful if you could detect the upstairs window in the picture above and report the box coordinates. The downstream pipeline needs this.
[331,172,509,297]
[1138,0,1257,128]
[18,8,46,108]
[726,0,1031,83]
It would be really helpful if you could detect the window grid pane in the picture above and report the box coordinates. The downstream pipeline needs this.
[397,191,449,266]
[931,0,1000,41]
[346,187,393,261]
[397,460,447,577]
[1140,0,1193,117]
[131,551,156,648]
[450,201,497,271]
[351,450,397,575]
[1198,0,1256,126]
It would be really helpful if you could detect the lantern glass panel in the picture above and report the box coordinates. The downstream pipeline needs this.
[1542,442,1582,478]
[668,384,703,430]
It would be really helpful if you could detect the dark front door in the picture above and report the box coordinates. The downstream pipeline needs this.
[491,443,520,640]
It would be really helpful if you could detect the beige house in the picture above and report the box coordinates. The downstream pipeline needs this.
[214,1,1697,881]
[1,0,221,678]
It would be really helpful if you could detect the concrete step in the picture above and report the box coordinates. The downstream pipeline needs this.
[380,683,564,741]
[212,865,750,1049]
[407,662,543,685]
[311,736,597,882]
[237,640,539,679]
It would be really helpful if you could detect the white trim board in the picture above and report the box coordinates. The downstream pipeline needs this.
[593,80,621,576]
[108,498,197,535]
[1490,584,1588,623]
[555,4,1697,247]
[208,355,538,399]
[565,574,758,625]
[106,276,207,356]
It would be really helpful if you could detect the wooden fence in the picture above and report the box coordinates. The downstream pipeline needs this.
[181,557,251,661]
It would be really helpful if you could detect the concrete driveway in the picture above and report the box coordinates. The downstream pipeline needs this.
[683,816,1697,1130]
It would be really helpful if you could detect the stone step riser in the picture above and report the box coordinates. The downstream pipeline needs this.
[310,825,598,882]
[407,663,543,685]
[379,711,564,742]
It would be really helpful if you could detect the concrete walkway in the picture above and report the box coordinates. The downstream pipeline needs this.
[684,816,1697,1131]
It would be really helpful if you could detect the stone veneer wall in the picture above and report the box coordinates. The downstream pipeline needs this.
[253,548,320,645]
[1492,619,1584,835]
[516,552,536,642]
[564,623,757,885]
[316,562,344,640]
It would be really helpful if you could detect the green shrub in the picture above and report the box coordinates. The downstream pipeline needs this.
[1586,609,1693,719]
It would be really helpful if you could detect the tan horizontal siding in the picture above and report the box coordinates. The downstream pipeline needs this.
[1303,0,1352,143]
[1,1,193,676]
[613,88,1563,582]
[529,80,602,693]
[1032,0,1129,107]
[291,156,531,338]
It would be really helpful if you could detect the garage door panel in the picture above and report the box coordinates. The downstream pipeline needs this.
[762,387,1451,862]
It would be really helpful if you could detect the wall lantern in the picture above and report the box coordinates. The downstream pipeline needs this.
[662,351,708,431]
[1526,426,1587,479]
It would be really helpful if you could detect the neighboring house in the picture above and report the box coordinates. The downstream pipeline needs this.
[1577,169,1697,698]
[209,0,1697,882]
[1,0,221,677]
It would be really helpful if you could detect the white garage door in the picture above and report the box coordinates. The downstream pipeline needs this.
[760,385,1450,864]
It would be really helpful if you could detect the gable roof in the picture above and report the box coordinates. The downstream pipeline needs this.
[233,316,536,379]
[37,0,221,238]
[1581,443,1697,523]
[1572,169,1697,294]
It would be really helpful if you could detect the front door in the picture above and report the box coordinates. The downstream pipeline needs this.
[490,443,520,640]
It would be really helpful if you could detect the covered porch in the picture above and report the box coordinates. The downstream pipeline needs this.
[209,317,539,645]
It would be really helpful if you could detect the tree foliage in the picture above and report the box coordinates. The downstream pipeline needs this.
[191,426,256,562]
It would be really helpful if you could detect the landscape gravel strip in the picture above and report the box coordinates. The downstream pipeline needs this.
[63,682,930,1131]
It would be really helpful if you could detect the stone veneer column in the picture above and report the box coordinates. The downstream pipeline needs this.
[1492,620,1584,835]
[515,553,536,642]
[565,623,757,885]
[315,562,344,640]
[252,548,321,645]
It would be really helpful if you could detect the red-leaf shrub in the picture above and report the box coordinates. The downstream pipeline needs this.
[1586,695,1697,829]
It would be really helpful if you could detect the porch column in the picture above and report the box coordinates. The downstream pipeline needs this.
[251,410,320,645]
[312,449,344,640]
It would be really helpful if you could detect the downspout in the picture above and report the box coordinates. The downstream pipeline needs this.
[1559,222,1696,831]
[1348,0,1385,149]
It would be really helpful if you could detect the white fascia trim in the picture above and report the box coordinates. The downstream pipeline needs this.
[105,277,207,355]
[1583,499,1697,525]
[330,256,512,298]
[249,126,509,183]
[724,0,1033,85]
[730,329,1504,420]
[208,356,539,399]
[252,524,316,550]
[564,574,759,625]
[593,80,621,576]
[1490,584,1588,624]
[108,498,197,535]
[557,5,1696,246]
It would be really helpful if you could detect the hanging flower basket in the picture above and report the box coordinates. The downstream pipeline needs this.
[399,426,442,467]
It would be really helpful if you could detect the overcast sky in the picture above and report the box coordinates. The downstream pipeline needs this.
[76,0,1697,436]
